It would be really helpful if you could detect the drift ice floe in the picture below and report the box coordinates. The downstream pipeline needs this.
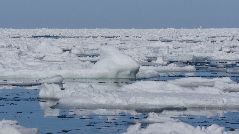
[39,77,239,110]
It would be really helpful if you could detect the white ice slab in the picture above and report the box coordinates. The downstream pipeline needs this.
[39,77,239,110]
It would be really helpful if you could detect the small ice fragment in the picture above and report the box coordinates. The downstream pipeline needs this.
[0,120,38,134]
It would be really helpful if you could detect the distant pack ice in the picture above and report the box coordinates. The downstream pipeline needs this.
[1,29,239,79]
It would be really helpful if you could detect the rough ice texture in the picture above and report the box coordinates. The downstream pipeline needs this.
[124,112,239,134]
[1,29,239,79]
[92,46,139,78]
[124,121,238,134]
[0,120,38,134]
[0,46,139,79]
[39,77,239,110]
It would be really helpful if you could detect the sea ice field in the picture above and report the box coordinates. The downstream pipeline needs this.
[1,28,239,133]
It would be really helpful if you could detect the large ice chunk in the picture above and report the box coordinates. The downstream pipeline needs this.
[39,77,239,110]
[92,46,140,78]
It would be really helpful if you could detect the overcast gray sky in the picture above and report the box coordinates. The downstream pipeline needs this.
[0,0,238,28]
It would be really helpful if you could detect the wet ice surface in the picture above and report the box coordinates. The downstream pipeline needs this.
[1,76,239,134]
[0,88,239,134]
[1,29,239,133]
[0,88,146,134]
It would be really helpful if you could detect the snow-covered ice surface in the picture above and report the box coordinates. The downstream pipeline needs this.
[1,28,239,79]
[1,29,239,133]
[38,77,239,110]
